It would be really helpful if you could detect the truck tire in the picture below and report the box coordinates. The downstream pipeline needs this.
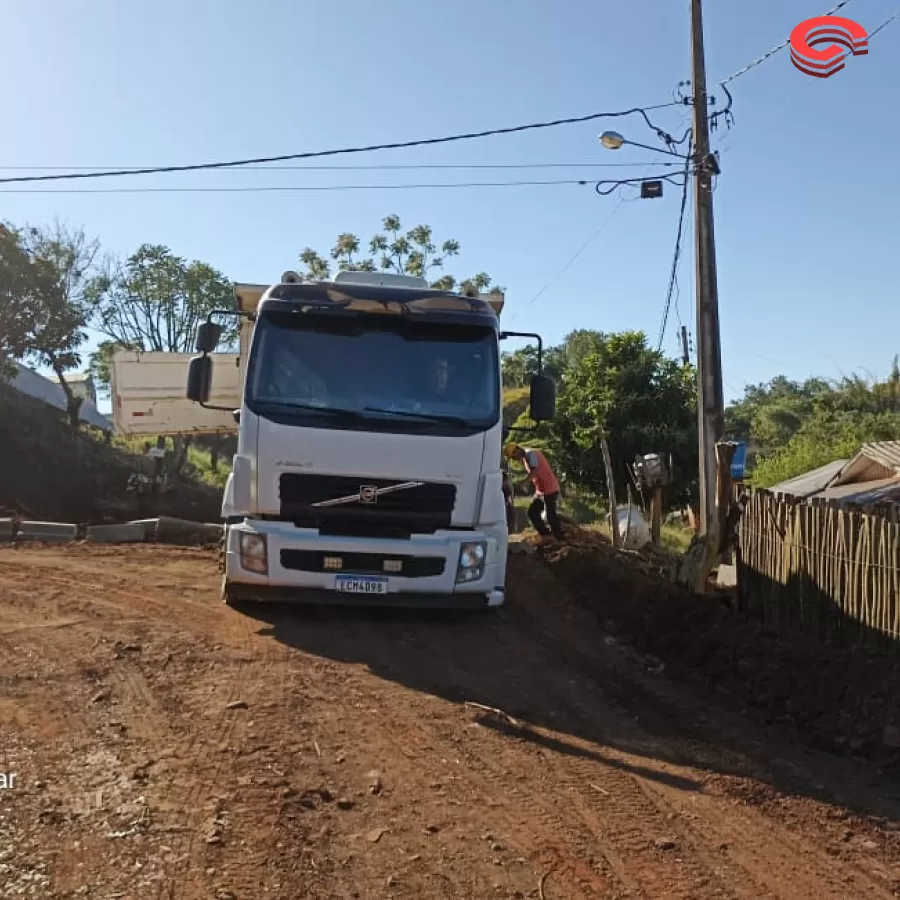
[221,576,242,607]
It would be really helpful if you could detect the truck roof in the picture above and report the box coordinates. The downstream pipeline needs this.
[233,276,504,321]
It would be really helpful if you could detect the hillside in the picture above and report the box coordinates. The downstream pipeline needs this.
[502,385,530,428]
[0,383,222,524]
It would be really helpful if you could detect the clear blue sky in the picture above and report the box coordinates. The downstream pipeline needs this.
[2,0,898,408]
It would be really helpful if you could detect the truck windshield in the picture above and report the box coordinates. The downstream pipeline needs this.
[246,310,500,433]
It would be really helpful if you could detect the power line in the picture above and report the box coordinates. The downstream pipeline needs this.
[720,0,856,84]
[0,103,680,185]
[505,196,633,325]
[0,177,612,195]
[656,148,692,352]
[0,171,685,195]
[674,193,694,330]
[0,160,684,172]
[595,171,687,196]
[865,8,900,41]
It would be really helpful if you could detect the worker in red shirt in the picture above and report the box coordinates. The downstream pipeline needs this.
[503,443,565,542]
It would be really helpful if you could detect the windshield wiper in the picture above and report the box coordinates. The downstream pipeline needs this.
[259,400,362,419]
[363,406,469,426]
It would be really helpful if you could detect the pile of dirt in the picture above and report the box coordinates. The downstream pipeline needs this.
[532,525,900,763]
[0,383,222,524]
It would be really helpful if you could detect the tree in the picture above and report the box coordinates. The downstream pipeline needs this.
[86,244,237,396]
[19,222,98,428]
[752,408,900,488]
[501,346,539,388]
[86,244,237,471]
[724,375,831,452]
[548,331,698,507]
[502,330,604,390]
[726,358,900,486]
[0,223,49,375]
[299,214,500,294]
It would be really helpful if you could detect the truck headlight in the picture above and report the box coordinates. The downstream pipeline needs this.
[456,541,486,584]
[239,532,268,574]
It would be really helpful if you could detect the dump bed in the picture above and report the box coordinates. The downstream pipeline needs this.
[110,350,241,435]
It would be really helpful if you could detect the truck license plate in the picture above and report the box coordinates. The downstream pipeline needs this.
[334,575,389,595]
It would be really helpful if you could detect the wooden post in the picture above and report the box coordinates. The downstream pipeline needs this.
[676,440,738,594]
[600,433,620,548]
[651,485,663,546]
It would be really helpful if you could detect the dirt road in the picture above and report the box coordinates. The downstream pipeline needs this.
[2,543,900,899]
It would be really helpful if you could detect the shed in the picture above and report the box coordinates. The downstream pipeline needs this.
[815,476,900,506]
[769,459,848,499]
[830,441,900,486]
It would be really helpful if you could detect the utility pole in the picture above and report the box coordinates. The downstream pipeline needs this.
[680,325,690,366]
[690,0,725,537]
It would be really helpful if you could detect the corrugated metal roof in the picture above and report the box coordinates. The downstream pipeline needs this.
[859,441,900,473]
[832,441,900,487]
[9,362,112,432]
[769,459,848,498]
[813,475,900,506]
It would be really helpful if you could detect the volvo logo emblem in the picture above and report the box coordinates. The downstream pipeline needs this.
[359,485,378,504]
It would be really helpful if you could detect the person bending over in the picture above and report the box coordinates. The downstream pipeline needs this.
[503,443,564,542]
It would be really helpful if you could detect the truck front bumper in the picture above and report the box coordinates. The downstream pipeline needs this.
[223,519,506,608]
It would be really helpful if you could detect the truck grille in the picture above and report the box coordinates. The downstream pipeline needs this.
[279,473,456,535]
[280,549,445,578]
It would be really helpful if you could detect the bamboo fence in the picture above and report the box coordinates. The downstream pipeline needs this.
[737,490,900,650]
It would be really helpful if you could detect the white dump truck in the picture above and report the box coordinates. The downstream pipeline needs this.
[111,270,555,608]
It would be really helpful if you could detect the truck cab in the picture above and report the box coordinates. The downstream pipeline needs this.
[188,270,555,608]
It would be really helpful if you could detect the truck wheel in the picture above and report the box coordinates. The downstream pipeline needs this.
[221,576,241,607]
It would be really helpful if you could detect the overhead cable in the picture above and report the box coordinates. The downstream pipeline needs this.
[720,0,856,84]
[0,160,684,173]
[656,148,693,352]
[0,172,682,195]
[0,103,680,185]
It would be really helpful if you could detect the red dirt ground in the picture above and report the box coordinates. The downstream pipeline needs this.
[3,540,900,898]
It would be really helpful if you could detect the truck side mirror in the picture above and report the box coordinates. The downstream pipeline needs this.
[187,355,213,403]
[195,322,222,354]
[529,374,556,422]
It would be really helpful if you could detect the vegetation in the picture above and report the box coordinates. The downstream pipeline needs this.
[85,243,237,397]
[114,432,234,489]
[4,207,900,519]
[299,214,500,294]
[0,221,97,427]
[503,329,698,508]
[725,361,900,488]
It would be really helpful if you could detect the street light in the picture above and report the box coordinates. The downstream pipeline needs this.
[598,130,688,159]
[599,131,625,150]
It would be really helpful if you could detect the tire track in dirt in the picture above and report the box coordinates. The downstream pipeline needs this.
[255,605,622,898]
[2,547,259,897]
[160,603,305,897]
[153,603,260,898]
[316,607,729,898]
[109,663,174,746]
[0,555,224,633]
[465,614,745,900]
[636,775,883,900]
[7,544,900,898]
[502,573,900,900]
